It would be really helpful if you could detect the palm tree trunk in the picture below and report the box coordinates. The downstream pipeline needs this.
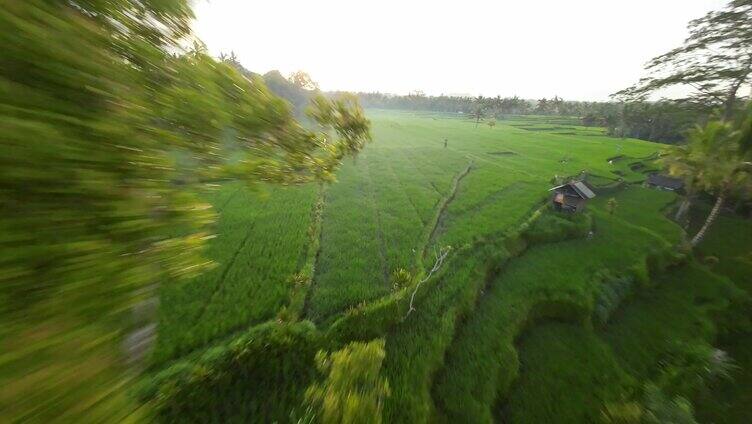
[723,91,738,121]
[691,194,724,247]
[675,197,691,222]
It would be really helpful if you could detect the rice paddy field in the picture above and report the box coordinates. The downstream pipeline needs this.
[146,110,752,423]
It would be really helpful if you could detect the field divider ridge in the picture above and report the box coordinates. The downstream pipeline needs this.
[192,222,257,327]
[298,184,326,319]
[417,161,474,271]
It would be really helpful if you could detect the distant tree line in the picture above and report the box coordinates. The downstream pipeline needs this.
[332,91,715,145]
[220,0,750,148]
[242,51,744,147]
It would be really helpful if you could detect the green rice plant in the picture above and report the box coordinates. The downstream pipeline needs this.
[153,183,318,364]
[379,212,551,422]
[432,187,683,422]
[502,323,636,424]
[158,115,664,331]
[148,110,749,423]
[382,244,503,423]
[688,201,752,291]
[142,321,322,423]
[306,116,472,320]
[502,262,745,424]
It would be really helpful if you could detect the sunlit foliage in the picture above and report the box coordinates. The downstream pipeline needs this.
[0,0,369,420]
[305,339,390,424]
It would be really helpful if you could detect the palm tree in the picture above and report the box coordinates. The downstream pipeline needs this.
[535,98,549,114]
[471,106,485,128]
[661,145,697,225]
[663,114,752,246]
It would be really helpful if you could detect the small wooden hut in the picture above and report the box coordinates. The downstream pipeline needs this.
[549,181,596,213]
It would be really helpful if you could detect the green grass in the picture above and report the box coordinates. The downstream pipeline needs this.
[501,263,744,423]
[305,110,661,320]
[689,202,752,291]
[149,110,751,423]
[432,187,681,423]
[687,202,752,423]
[695,332,752,424]
[153,182,318,364]
[501,323,634,423]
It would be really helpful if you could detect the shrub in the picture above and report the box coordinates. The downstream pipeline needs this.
[523,211,592,244]
[391,268,413,292]
[630,261,651,288]
[305,339,390,424]
[593,270,636,326]
[657,342,738,397]
[607,197,618,215]
[141,321,322,423]
[602,384,698,424]
[276,305,297,323]
[646,248,686,277]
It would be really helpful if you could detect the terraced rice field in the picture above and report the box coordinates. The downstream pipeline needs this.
[154,183,319,364]
[157,110,658,335]
[149,110,751,423]
[306,111,657,320]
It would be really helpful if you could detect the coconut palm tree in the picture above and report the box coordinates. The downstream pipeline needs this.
[470,106,485,128]
[663,112,752,246]
[661,144,697,224]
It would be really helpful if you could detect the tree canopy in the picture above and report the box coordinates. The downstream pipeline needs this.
[615,0,752,119]
[661,104,752,245]
[0,0,370,420]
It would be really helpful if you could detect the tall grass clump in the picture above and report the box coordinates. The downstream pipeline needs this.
[141,321,321,423]
[304,339,390,424]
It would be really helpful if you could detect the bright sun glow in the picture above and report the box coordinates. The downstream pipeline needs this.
[192,0,727,100]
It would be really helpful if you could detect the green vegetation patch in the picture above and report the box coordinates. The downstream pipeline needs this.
[501,323,634,423]
[142,321,322,423]
[153,183,318,364]
[432,187,682,423]
[500,263,746,423]
[149,110,751,423]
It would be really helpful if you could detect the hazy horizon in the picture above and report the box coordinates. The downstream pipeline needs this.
[194,0,726,101]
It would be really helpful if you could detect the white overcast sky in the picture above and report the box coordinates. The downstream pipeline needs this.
[192,0,728,101]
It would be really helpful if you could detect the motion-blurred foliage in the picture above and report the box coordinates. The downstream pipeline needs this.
[305,339,390,424]
[0,0,370,421]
